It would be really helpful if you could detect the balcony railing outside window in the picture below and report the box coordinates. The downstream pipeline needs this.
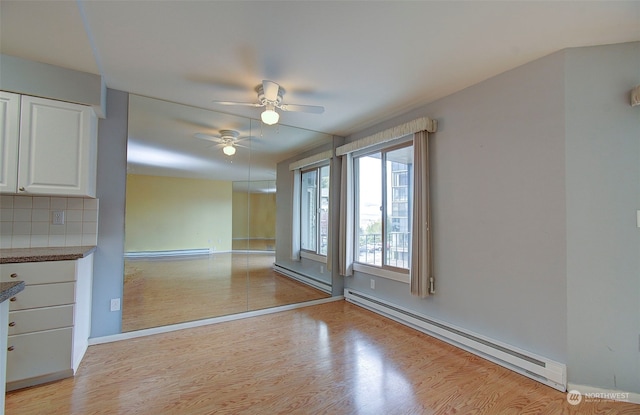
[357,231,410,268]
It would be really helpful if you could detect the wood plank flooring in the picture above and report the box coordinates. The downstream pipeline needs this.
[6,301,638,414]
[123,252,329,332]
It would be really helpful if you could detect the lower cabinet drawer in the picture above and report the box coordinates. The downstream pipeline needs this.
[8,282,75,311]
[1,260,76,284]
[8,304,74,335]
[6,327,73,383]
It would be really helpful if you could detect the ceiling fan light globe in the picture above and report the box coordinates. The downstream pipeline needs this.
[261,109,279,125]
[223,145,236,156]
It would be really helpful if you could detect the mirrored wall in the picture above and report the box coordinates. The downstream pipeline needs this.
[123,95,333,332]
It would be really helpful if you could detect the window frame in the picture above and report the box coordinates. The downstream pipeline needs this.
[299,163,330,257]
[353,141,413,278]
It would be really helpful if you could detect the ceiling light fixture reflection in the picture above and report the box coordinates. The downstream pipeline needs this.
[261,103,279,125]
[222,144,236,156]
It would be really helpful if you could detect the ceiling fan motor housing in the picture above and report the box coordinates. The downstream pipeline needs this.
[219,129,240,142]
[256,84,284,106]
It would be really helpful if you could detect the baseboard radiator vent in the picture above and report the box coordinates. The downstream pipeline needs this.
[344,289,566,392]
[274,264,332,294]
[125,249,213,258]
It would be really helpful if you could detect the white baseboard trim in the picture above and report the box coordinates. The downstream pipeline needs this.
[273,263,332,294]
[567,383,640,405]
[89,296,343,346]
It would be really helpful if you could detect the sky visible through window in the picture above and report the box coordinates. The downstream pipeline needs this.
[358,156,382,231]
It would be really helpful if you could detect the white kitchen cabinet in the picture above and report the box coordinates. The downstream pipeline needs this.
[0,91,20,194]
[5,328,73,384]
[2,255,93,391]
[0,91,97,197]
[1,300,9,414]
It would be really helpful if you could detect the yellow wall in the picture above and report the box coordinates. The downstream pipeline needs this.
[232,191,276,239]
[125,174,233,252]
[250,192,276,238]
[233,191,276,251]
[232,191,249,239]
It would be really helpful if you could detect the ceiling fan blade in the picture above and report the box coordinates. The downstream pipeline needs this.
[211,101,263,107]
[279,103,325,114]
[262,80,280,102]
[194,133,222,143]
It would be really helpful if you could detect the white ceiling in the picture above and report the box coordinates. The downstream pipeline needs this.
[1,1,638,179]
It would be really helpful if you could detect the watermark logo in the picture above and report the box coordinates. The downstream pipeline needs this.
[567,390,582,405]
[566,389,630,405]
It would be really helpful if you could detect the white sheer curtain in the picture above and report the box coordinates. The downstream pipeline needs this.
[326,159,334,272]
[410,130,434,296]
[291,169,301,261]
[289,150,333,262]
[338,153,354,276]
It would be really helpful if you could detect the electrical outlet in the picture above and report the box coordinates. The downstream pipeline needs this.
[110,298,121,312]
[370,279,375,289]
[320,265,324,274]
[52,210,65,225]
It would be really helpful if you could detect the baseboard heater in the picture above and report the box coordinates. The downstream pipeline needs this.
[344,289,566,392]
[273,264,332,294]
[125,249,212,258]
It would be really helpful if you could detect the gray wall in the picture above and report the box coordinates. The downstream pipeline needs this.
[340,41,640,394]
[344,49,568,362]
[0,54,105,117]
[91,88,128,337]
[565,42,640,393]
[275,142,336,290]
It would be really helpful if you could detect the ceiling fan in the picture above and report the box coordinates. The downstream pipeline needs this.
[194,129,247,156]
[212,80,324,125]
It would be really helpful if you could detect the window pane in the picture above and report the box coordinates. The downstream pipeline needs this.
[385,146,413,269]
[301,170,317,252]
[319,165,330,255]
[356,154,382,266]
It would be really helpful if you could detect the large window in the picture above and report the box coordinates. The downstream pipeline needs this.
[300,165,330,255]
[355,144,413,270]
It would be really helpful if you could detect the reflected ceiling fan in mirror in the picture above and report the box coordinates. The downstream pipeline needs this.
[212,80,325,125]
[194,129,247,156]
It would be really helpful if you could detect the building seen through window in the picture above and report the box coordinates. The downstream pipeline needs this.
[356,144,413,270]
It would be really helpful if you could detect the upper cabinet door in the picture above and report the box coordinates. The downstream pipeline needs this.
[18,96,97,197]
[0,91,21,193]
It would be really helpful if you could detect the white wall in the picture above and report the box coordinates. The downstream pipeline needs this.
[565,42,640,394]
[344,49,568,362]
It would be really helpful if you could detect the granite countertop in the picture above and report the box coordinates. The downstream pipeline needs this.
[0,281,25,303]
[0,246,96,264]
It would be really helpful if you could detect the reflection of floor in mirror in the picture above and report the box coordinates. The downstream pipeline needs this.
[122,251,330,332]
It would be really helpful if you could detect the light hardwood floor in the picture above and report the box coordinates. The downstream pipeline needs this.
[6,301,638,414]
[123,252,329,332]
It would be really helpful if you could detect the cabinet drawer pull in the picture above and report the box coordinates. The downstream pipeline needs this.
[7,346,14,352]
[10,273,18,278]
[10,297,17,302]
[8,321,16,327]
[18,187,25,192]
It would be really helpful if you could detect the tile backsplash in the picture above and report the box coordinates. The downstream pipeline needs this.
[0,195,99,249]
